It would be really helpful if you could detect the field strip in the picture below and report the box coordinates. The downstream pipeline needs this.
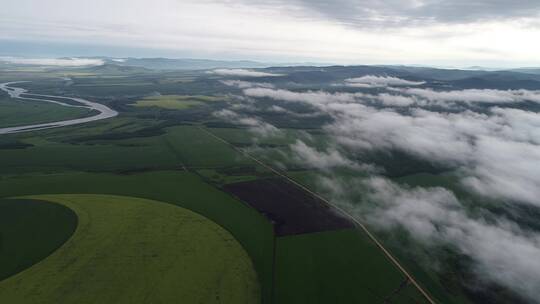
[200,127,438,304]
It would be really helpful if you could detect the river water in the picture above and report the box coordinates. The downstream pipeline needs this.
[0,82,118,135]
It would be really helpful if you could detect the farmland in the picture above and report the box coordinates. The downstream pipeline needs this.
[132,95,222,110]
[0,194,259,303]
[0,69,431,304]
[1,63,530,304]
[0,96,94,128]
[0,198,77,281]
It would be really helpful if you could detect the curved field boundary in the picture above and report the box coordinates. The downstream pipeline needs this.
[0,194,259,304]
[0,198,77,281]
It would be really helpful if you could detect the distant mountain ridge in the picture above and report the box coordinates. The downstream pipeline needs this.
[103,57,268,70]
[3,55,540,89]
[250,65,540,90]
[99,57,332,70]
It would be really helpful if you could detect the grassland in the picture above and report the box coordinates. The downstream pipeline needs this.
[132,95,222,110]
[196,168,258,185]
[0,122,275,302]
[207,127,301,146]
[275,229,428,304]
[162,126,258,167]
[0,199,77,281]
[0,125,256,175]
[0,69,471,304]
[0,194,260,304]
[0,97,94,128]
[0,116,436,303]
[0,171,275,304]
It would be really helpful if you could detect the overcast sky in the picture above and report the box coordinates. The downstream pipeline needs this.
[1,0,540,67]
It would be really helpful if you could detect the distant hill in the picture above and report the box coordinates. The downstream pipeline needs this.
[507,68,540,75]
[35,58,540,90]
[104,57,268,70]
[255,65,540,89]
[84,64,152,74]
[50,64,152,75]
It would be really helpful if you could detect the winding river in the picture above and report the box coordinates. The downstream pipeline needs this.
[0,82,118,135]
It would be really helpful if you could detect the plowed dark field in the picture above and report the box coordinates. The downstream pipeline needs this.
[223,178,354,236]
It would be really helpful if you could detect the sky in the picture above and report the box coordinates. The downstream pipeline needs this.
[1,0,540,67]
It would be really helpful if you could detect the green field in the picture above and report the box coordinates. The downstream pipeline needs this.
[0,97,94,128]
[0,126,255,175]
[196,168,259,185]
[275,229,428,304]
[282,169,475,304]
[0,194,259,304]
[132,95,222,110]
[0,68,482,304]
[0,116,435,304]
[0,121,278,304]
[0,171,275,304]
[0,199,77,281]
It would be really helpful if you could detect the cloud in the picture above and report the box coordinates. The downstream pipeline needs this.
[242,0,540,26]
[0,57,104,66]
[396,88,540,104]
[242,87,446,112]
[462,135,540,204]
[355,177,540,304]
[244,87,364,104]
[213,109,281,138]
[325,107,540,206]
[290,139,540,303]
[325,108,478,163]
[209,69,282,77]
[2,1,540,67]
[220,80,275,89]
[290,140,376,172]
[234,77,540,303]
[242,86,540,207]
[375,93,417,107]
[345,75,426,88]
[268,105,287,113]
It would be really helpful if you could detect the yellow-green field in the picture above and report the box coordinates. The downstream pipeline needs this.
[0,194,260,304]
[57,72,98,77]
[132,95,222,110]
[158,77,196,84]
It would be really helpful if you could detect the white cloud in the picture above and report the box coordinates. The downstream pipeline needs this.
[290,140,376,171]
[345,75,426,88]
[220,80,275,89]
[244,87,364,104]
[213,109,281,138]
[289,140,540,303]
[242,87,540,207]
[2,1,540,66]
[355,177,540,304]
[397,88,540,104]
[375,93,417,107]
[462,135,540,204]
[233,79,540,303]
[268,105,287,113]
[209,69,282,77]
[325,107,540,205]
[0,57,104,66]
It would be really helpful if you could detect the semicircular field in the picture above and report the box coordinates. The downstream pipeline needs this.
[0,194,260,304]
[0,198,78,281]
